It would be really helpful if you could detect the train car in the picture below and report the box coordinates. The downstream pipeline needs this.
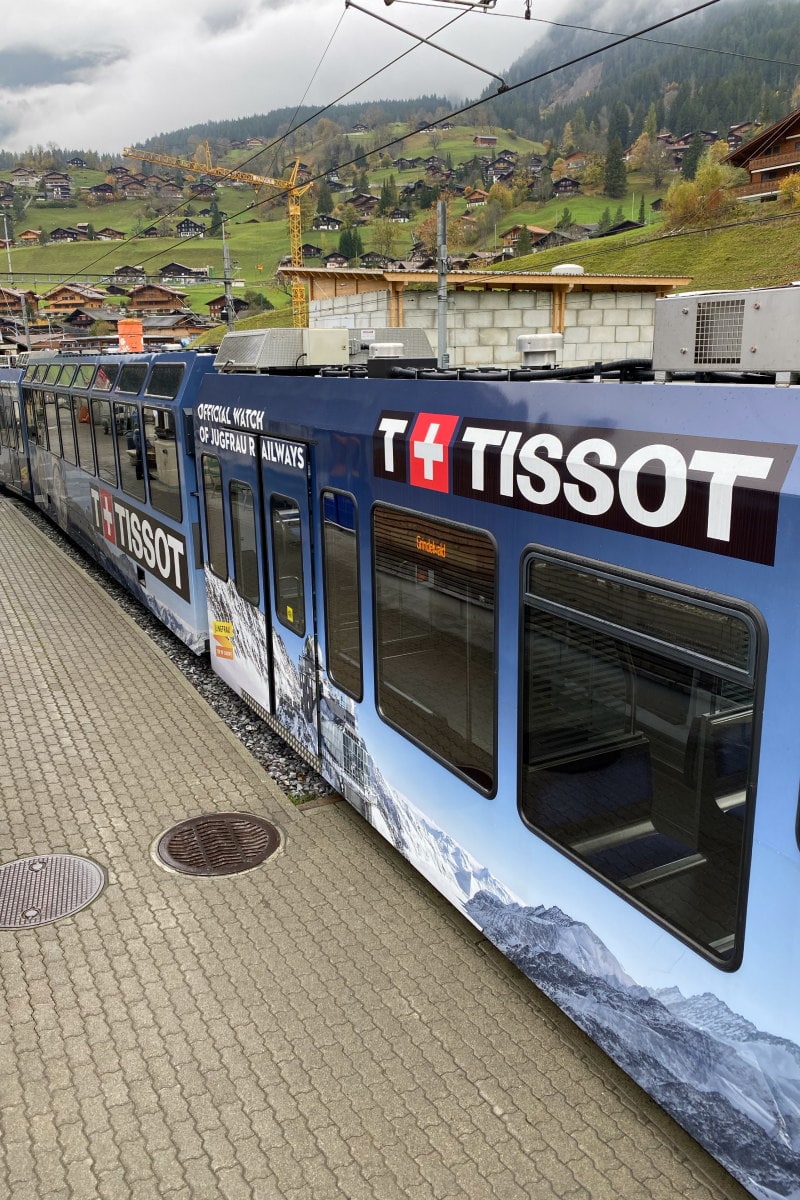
[190,290,800,1200]
[0,349,217,652]
[0,360,33,502]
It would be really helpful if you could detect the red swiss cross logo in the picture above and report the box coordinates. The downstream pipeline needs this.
[100,488,116,544]
[408,412,460,492]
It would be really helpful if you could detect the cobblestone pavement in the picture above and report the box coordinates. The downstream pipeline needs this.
[0,496,750,1200]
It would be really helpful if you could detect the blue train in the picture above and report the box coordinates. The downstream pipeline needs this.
[3,287,800,1200]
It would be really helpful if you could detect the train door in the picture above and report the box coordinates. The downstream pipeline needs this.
[260,436,320,761]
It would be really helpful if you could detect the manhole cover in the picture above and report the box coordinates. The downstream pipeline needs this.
[156,813,281,876]
[0,855,106,929]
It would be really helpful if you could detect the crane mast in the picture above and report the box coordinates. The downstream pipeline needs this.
[122,144,312,326]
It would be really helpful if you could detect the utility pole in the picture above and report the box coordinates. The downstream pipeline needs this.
[222,220,235,333]
[437,200,449,369]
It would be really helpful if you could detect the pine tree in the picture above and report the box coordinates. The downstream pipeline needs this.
[515,226,533,257]
[638,195,646,224]
[604,137,627,199]
[681,132,705,181]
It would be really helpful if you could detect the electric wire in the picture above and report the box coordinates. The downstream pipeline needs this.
[389,0,800,72]
[0,0,733,331]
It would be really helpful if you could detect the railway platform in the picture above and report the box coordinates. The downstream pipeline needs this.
[0,493,749,1200]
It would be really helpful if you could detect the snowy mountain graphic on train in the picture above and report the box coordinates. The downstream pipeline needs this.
[370,772,800,1200]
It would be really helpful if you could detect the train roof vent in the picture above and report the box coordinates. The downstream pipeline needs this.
[653,286,800,379]
[214,329,304,371]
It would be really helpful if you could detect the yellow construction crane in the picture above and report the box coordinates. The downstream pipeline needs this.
[122,141,313,326]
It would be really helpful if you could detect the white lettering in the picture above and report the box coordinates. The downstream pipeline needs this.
[155,528,171,577]
[517,433,562,506]
[461,425,506,490]
[142,520,156,569]
[689,450,774,541]
[130,512,143,560]
[564,438,616,516]
[378,417,409,474]
[619,444,688,528]
[167,533,186,590]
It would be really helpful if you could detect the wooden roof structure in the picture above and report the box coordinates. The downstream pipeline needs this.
[289,267,692,332]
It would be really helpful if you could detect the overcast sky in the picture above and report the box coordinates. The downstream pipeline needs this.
[0,0,565,155]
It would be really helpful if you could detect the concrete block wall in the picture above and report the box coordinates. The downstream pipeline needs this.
[309,287,657,367]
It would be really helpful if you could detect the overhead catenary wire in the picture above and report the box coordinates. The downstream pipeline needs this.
[4,0,723,308]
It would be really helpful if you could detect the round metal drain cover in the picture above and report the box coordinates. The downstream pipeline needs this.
[157,813,281,876]
[0,855,106,929]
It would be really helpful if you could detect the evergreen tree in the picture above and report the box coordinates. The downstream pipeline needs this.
[557,207,574,230]
[597,207,612,233]
[613,205,625,225]
[604,137,627,198]
[681,131,705,180]
[608,101,631,152]
[315,179,333,215]
[638,194,646,224]
[515,226,533,257]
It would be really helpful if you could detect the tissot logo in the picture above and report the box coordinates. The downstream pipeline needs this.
[373,410,796,565]
[408,412,460,492]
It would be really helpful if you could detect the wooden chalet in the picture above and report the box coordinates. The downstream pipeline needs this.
[18,230,42,244]
[41,172,72,200]
[68,157,87,168]
[60,307,120,330]
[552,176,582,196]
[158,262,208,285]
[11,166,39,189]
[724,106,800,200]
[0,286,39,318]
[48,227,86,244]
[43,284,105,314]
[500,224,549,248]
[113,265,146,282]
[473,135,497,147]
[86,183,114,200]
[127,283,189,313]
[312,214,342,232]
[300,243,323,259]
[464,188,489,208]
[176,218,206,238]
[95,227,125,240]
[206,295,249,320]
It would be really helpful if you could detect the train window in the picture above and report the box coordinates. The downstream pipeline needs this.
[34,390,48,446]
[22,389,37,442]
[23,364,38,382]
[145,363,185,399]
[116,364,148,395]
[74,398,95,473]
[93,363,119,392]
[520,551,758,967]
[45,392,61,456]
[44,365,61,384]
[202,455,228,579]
[230,482,260,606]
[143,406,182,522]
[74,364,95,388]
[271,496,306,636]
[57,400,77,466]
[373,506,496,793]
[322,490,362,699]
[59,365,77,387]
[114,403,146,502]
[91,397,117,485]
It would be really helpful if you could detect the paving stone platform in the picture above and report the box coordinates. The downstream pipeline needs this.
[0,496,750,1200]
